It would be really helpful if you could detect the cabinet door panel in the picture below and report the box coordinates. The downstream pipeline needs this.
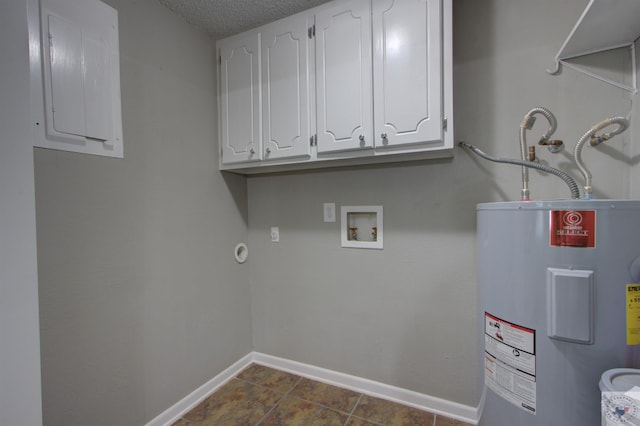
[219,33,261,164]
[373,0,442,148]
[316,0,373,153]
[262,16,311,160]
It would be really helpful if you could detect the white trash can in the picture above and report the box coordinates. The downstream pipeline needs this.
[600,369,640,426]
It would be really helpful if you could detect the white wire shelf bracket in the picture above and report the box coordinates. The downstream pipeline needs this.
[546,0,640,95]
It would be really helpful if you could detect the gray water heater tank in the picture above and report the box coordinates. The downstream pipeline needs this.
[477,200,640,426]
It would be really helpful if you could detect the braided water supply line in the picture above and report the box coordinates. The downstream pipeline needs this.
[519,107,559,200]
[573,116,629,199]
[459,141,581,199]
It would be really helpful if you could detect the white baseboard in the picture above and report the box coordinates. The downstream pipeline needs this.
[252,352,478,424]
[146,351,479,425]
[145,352,254,426]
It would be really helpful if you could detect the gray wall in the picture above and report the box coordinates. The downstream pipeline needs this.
[26,0,640,423]
[34,0,252,424]
[0,1,43,424]
[248,0,636,407]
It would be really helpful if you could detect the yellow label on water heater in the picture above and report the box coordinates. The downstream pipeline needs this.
[627,284,640,345]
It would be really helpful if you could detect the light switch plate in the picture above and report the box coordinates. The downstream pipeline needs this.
[323,203,336,222]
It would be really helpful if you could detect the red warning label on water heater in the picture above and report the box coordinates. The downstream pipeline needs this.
[549,210,596,248]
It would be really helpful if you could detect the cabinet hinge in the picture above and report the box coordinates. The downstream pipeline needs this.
[443,117,448,131]
[308,25,315,39]
[310,134,317,147]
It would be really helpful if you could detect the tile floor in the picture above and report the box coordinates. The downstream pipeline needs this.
[172,364,473,426]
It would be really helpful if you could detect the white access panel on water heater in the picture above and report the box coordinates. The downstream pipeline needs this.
[547,267,594,344]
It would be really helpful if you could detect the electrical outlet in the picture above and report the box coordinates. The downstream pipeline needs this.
[270,227,280,242]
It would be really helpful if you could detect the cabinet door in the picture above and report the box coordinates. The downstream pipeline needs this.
[261,15,312,160]
[315,0,373,154]
[219,32,261,164]
[372,0,443,149]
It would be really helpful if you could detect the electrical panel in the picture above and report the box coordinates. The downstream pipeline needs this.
[32,0,123,157]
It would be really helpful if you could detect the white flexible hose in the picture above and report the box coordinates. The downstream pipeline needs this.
[519,107,558,200]
[574,117,629,199]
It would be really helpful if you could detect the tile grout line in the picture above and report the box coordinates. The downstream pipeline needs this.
[249,372,365,425]
[343,393,363,426]
[254,375,304,425]
[174,417,200,426]
[286,392,362,418]
[281,378,367,421]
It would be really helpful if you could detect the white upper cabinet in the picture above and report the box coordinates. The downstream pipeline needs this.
[261,15,313,160]
[372,0,443,150]
[219,32,261,164]
[217,0,453,173]
[315,0,373,154]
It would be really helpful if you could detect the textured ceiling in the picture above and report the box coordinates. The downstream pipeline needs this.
[157,0,333,38]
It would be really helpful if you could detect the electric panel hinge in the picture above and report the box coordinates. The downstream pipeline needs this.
[308,25,315,39]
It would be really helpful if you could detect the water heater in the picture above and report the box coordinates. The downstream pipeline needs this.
[477,200,640,426]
